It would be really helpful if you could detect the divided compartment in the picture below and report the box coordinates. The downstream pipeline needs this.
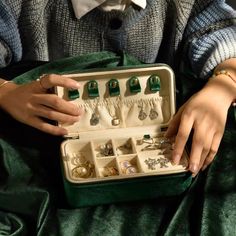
[117,155,142,176]
[138,151,188,174]
[138,152,173,173]
[93,139,115,158]
[63,140,97,180]
[135,134,173,153]
[113,137,136,156]
[96,157,119,178]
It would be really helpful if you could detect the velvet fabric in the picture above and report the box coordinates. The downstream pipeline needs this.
[0,51,235,235]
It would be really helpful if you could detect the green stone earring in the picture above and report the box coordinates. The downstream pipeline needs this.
[148,74,161,92]
[129,76,141,93]
[68,89,80,100]
[87,80,99,98]
[108,78,120,96]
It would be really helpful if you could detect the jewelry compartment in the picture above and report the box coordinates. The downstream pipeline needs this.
[56,65,175,136]
[57,65,192,207]
[61,133,188,184]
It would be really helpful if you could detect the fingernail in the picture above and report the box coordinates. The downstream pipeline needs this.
[189,164,198,175]
[192,173,197,178]
[202,164,208,171]
[61,129,68,135]
[172,154,180,165]
[71,82,80,89]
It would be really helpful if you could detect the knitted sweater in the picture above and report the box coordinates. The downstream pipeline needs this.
[0,0,236,78]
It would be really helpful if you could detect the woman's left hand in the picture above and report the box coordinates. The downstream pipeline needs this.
[165,75,235,176]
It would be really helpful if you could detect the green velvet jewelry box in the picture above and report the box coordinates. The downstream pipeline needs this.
[56,65,192,207]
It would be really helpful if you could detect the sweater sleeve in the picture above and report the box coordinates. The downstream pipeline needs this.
[0,0,22,68]
[184,0,236,79]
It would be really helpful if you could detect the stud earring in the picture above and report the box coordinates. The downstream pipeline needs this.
[108,78,120,96]
[68,89,80,100]
[129,76,141,93]
[87,80,99,98]
[148,74,161,92]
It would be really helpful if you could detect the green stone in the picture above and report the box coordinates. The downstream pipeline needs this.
[129,76,141,93]
[148,74,161,92]
[87,80,99,98]
[108,78,120,96]
[68,89,80,100]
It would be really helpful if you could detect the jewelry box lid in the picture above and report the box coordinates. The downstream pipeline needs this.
[55,64,176,139]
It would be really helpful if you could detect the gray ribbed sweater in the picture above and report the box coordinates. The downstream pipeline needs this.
[0,0,236,78]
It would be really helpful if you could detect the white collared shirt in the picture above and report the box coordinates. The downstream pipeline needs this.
[71,0,147,19]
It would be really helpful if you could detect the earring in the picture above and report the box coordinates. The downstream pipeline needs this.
[149,99,158,120]
[68,88,80,100]
[71,161,94,179]
[148,74,161,92]
[129,76,141,93]
[106,98,121,126]
[144,157,169,170]
[87,80,99,98]
[108,78,120,96]
[88,98,100,126]
[103,166,118,177]
[98,143,114,157]
[138,99,147,120]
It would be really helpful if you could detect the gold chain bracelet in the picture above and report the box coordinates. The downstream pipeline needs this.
[212,70,236,106]
[212,69,236,84]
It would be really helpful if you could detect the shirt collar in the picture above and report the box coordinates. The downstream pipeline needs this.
[71,0,147,19]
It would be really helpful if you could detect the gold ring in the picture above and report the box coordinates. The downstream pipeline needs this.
[37,74,48,90]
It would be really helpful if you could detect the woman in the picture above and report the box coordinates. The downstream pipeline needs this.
[0,0,235,176]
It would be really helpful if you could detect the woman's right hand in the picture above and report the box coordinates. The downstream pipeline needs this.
[0,74,83,135]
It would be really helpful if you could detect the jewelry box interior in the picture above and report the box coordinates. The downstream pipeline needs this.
[56,65,189,184]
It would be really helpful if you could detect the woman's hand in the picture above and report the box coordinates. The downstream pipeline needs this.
[166,74,236,176]
[0,74,83,135]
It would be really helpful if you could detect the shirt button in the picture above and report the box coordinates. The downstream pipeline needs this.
[109,18,123,30]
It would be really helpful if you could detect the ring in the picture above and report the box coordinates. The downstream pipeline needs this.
[37,74,48,90]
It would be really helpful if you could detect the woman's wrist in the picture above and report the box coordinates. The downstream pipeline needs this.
[0,79,18,108]
[206,74,236,107]
[210,58,236,103]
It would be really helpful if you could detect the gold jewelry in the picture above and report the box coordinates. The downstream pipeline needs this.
[212,70,236,105]
[212,69,236,84]
[105,98,121,126]
[103,167,118,177]
[125,166,138,174]
[37,74,49,90]
[71,161,94,179]
[0,80,14,89]
[70,152,86,166]
[120,160,138,174]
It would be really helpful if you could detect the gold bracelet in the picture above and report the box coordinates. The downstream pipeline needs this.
[0,80,14,89]
[212,69,236,84]
[213,70,236,106]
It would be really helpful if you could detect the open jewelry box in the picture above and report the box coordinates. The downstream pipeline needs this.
[56,64,192,207]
